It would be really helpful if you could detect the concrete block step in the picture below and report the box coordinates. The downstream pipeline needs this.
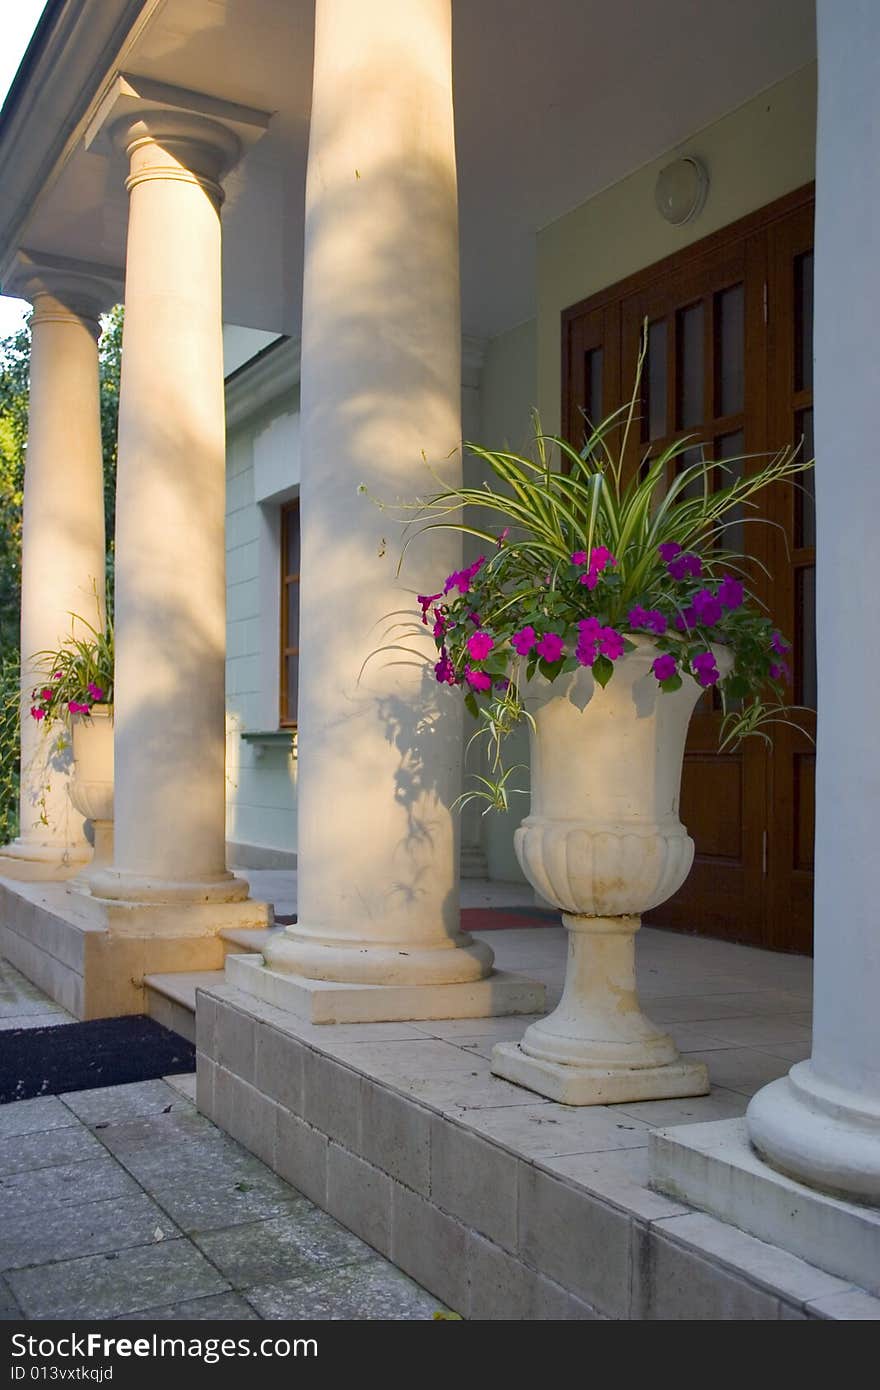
[144,970,225,1044]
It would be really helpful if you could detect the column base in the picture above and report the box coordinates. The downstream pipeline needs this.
[652,1116,880,1296]
[226,950,545,1025]
[0,838,90,881]
[746,1061,880,1204]
[491,1040,709,1106]
[263,925,495,987]
[89,866,250,905]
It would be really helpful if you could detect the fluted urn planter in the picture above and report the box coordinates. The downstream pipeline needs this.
[492,637,731,1105]
[67,704,114,892]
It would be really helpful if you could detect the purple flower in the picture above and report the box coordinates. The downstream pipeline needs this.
[465,666,493,692]
[653,654,677,683]
[628,606,667,635]
[668,552,703,581]
[536,632,565,662]
[658,541,682,562]
[418,592,442,624]
[442,556,486,597]
[466,631,494,661]
[691,588,723,626]
[771,631,790,655]
[692,651,720,688]
[434,650,457,685]
[571,550,587,566]
[675,606,698,632]
[511,626,537,656]
[495,677,511,692]
[770,661,791,683]
[718,574,744,610]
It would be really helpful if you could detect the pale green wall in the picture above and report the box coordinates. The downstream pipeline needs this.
[537,63,817,432]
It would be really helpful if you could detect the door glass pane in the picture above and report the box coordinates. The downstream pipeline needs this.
[645,320,667,441]
[676,302,704,429]
[285,654,299,724]
[796,565,817,707]
[285,508,300,576]
[717,430,745,554]
[716,284,744,416]
[795,251,814,392]
[676,444,706,503]
[795,407,815,548]
[286,582,300,650]
[584,347,603,424]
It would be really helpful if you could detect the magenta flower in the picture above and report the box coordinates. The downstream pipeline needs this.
[497,528,510,548]
[598,627,625,660]
[468,611,481,625]
[691,588,723,626]
[653,653,677,682]
[432,613,446,639]
[628,606,667,635]
[536,632,565,662]
[30,706,45,721]
[87,682,104,702]
[418,592,442,624]
[571,550,587,566]
[658,541,682,562]
[466,631,495,661]
[40,688,53,701]
[511,626,537,656]
[434,650,457,685]
[575,617,600,667]
[68,700,91,714]
[771,631,790,655]
[53,671,62,680]
[465,666,493,692]
[579,570,599,589]
[692,651,720,688]
[718,574,744,610]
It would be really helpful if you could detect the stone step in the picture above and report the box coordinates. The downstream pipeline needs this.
[144,970,225,1043]
[219,925,282,952]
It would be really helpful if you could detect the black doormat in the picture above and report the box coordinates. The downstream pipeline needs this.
[0,1015,195,1105]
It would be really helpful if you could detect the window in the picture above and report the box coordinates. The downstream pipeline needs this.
[280,499,300,726]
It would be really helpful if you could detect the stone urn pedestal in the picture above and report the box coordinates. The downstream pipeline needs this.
[67,704,113,893]
[492,638,729,1106]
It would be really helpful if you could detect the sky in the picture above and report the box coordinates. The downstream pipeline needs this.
[0,0,49,340]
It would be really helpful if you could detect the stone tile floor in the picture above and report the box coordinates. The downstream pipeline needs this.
[0,1067,447,1320]
[0,958,75,1030]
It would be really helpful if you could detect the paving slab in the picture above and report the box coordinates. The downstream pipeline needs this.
[0,1095,79,1140]
[0,1192,180,1271]
[0,1155,142,1214]
[244,1256,448,1320]
[61,1079,188,1126]
[193,1207,375,1287]
[119,1292,261,1321]
[0,1123,104,1176]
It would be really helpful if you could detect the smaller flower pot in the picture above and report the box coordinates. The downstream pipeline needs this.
[67,704,114,893]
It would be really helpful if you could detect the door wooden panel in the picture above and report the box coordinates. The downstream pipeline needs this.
[561,187,815,952]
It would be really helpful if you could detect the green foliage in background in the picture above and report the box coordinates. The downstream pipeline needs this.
[0,304,123,840]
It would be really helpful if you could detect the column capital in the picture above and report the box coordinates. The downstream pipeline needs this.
[86,74,271,201]
[2,250,121,332]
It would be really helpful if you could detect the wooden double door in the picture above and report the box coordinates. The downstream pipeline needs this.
[562,186,815,954]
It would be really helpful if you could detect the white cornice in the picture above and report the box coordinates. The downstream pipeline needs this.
[225,337,301,430]
[0,0,158,274]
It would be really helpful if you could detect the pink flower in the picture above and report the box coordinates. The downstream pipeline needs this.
[53,671,62,680]
[511,626,537,656]
[653,654,678,682]
[30,706,45,721]
[571,550,587,566]
[68,701,91,714]
[434,651,457,685]
[87,682,104,702]
[418,593,442,624]
[658,542,682,562]
[466,631,494,661]
[497,528,510,548]
[536,632,565,662]
[40,688,53,701]
[465,666,492,691]
[718,575,744,610]
[692,651,720,688]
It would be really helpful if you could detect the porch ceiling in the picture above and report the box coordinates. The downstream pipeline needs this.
[3,0,816,339]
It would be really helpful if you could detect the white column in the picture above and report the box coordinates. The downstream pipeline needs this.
[89,109,248,904]
[265,0,494,989]
[0,255,112,874]
[747,0,880,1199]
